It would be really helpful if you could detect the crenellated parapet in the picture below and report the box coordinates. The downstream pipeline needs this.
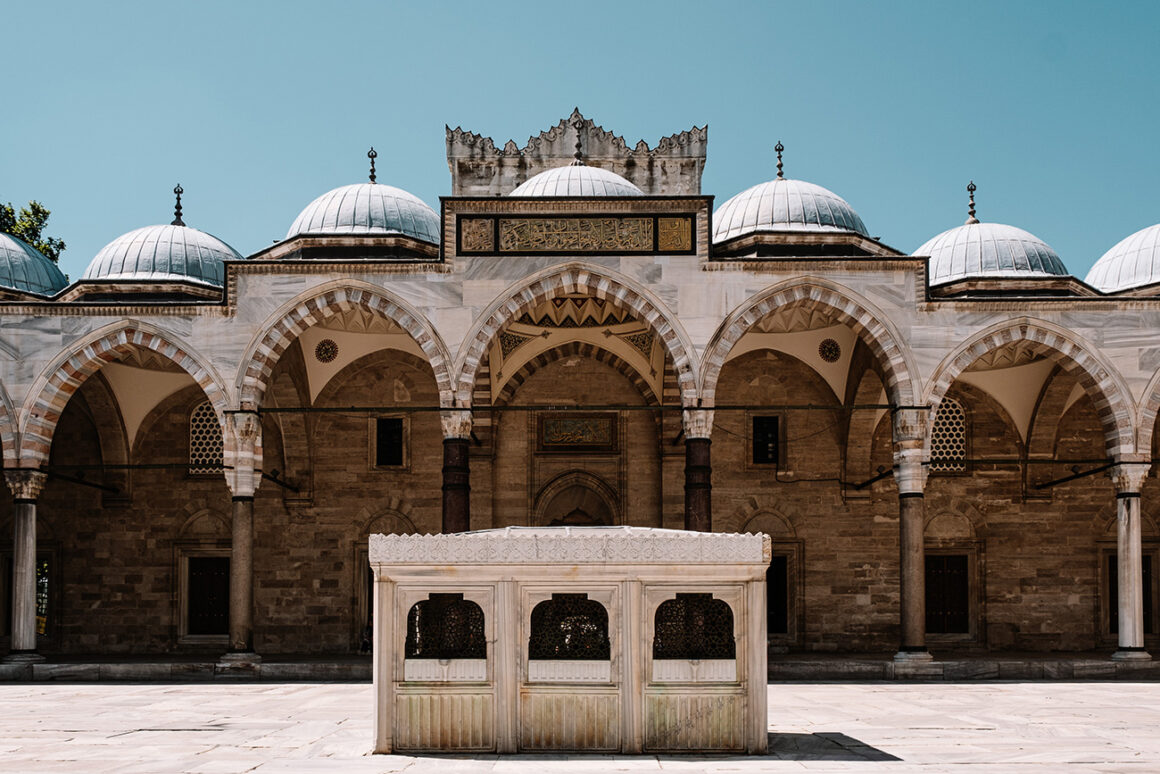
[446,108,707,196]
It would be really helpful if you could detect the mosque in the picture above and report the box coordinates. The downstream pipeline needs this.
[2,110,1160,668]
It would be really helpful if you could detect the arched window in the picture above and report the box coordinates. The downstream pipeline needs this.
[405,594,486,659]
[189,400,224,475]
[653,593,735,660]
[528,593,610,660]
[930,397,967,473]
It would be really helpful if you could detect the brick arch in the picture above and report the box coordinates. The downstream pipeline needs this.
[18,322,230,467]
[237,282,454,410]
[453,264,698,407]
[494,341,659,407]
[924,319,1136,458]
[699,278,918,407]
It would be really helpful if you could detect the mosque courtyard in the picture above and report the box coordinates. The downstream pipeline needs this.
[0,681,1157,773]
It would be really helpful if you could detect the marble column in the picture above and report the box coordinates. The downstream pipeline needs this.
[892,408,932,662]
[1111,462,1153,661]
[3,470,47,663]
[683,409,713,532]
[222,411,262,665]
[441,410,472,533]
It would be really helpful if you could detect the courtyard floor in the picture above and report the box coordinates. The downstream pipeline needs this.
[1,682,1158,773]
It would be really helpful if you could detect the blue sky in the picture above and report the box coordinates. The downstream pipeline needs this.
[5,0,1159,283]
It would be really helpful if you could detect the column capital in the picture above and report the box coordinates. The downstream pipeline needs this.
[1111,461,1152,495]
[224,410,263,499]
[4,470,47,501]
[682,408,714,440]
[893,447,927,495]
[891,407,929,448]
[440,409,473,440]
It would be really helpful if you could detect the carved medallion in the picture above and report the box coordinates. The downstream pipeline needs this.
[315,338,339,363]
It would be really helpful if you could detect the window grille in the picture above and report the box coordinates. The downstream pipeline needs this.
[929,398,967,473]
[528,593,610,660]
[189,400,224,474]
[752,416,779,465]
[374,417,405,467]
[653,593,735,660]
[405,594,486,659]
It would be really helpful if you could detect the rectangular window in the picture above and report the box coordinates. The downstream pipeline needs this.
[1109,553,1155,635]
[752,416,779,465]
[925,554,970,634]
[187,556,230,636]
[375,417,405,467]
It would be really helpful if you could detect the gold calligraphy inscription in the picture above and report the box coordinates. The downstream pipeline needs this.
[499,217,653,252]
[657,217,693,252]
[460,217,495,252]
[539,413,617,452]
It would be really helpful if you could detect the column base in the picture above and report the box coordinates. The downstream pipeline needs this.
[893,649,933,663]
[1111,648,1152,662]
[2,650,45,664]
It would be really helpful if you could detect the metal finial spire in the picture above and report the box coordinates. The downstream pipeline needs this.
[570,119,584,166]
[965,180,979,224]
[775,141,785,179]
[171,184,185,226]
[368,147,378,184]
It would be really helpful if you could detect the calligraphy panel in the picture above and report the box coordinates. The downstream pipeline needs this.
[499,218,653,253]
[537,413,618,453]
[657,217,693,252]
[460,217,495,253]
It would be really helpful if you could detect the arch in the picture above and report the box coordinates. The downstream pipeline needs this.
[1134,365,1160,457]
[236,280,454,410]
[453,264,699,407]
[17,321,231,467]
[0,379,17,464]
[741,510,796,539]
[495,341,659,407]
[700,277,919,407]
[178,509,231,539]
[533,470,620,527]
[360,505,418,536]
[924,319,1136,457]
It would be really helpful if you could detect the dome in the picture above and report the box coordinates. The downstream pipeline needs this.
[84,224,241,286]
[287,183,441,243]
[712,178,869,243]
[1085,224,1160,292]
[915,222,1068,286]
[0,233,68,295]
[510,164,643,197]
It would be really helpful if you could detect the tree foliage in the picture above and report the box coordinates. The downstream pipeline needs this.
[0,200,66,263]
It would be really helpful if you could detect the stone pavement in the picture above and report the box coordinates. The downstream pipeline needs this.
[1,682,1159,773]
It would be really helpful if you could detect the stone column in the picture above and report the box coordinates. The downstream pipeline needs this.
[892,408,932,662]
[441,410,472,534]
[222,411,262,666]
[683,409,713,532]
[1111,462,1153,661]
[3,470,47,664]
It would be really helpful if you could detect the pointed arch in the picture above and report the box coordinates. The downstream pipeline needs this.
[924,318,1136,457]
[699,278,919,407]
[1134,365,1160,458]
[494,341,659,407]
[452,264,698,407]
[17,321,231,467]
[236,280,454,410]
[0,379,17,464]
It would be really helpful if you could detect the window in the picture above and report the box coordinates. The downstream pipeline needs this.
[653,593,735,660]
[371,416,407,469]
[925,554,970,634]
[189,400,224,474]
[406,593,486,659]
[1108,552,1157,636]
[528,593,610,660]
[929,398,967,473]
[752,416,779,465]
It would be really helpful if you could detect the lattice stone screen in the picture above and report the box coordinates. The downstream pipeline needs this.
[189,400,224,474]
[930,398,967,472]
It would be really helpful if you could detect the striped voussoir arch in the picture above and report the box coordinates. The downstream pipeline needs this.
[927,322,1136,457]
[493,341,660,407]
[239,287,453,409]
[700,283,916,408]
[0,399,16,463]
[21,327,229,465]
[454,267,699,408]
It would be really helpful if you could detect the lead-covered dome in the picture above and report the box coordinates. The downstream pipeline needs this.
[713,178,869,242]
[915,222,1068,286]
[287,183,441,243]
[84,224,241,286]
[1085,224,1160,292]
[510,164,643,197]
[0,232,68,295]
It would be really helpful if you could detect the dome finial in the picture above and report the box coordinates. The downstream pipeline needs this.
[368,147,378,184]
[775,141,785,180]
[171,184,185,226]
[965,180,979,225]
[570,118,585,166]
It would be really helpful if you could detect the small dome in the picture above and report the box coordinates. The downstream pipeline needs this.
[287,183,440,243]
[510,165,643,197]
[915,222,1068,286]
[84,224,241,286]
[1085,224,1160,292]
[713,178,869,243]
[0,233,68,295]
